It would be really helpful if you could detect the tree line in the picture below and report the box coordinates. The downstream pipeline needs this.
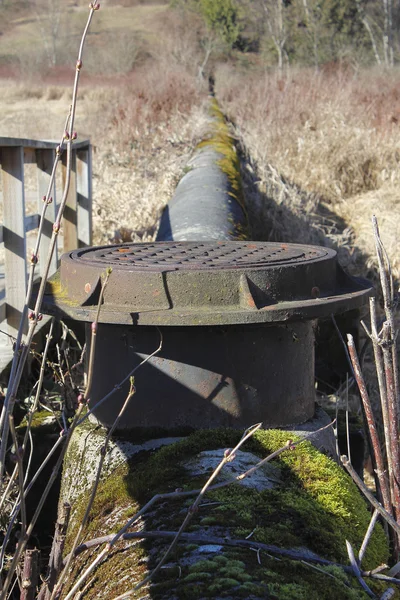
[175,0,398,68]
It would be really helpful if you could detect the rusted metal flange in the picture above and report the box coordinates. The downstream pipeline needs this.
[43,240,371,326]
[42,240,372,429]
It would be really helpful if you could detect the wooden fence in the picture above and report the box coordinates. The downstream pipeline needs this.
[0,137,92,340]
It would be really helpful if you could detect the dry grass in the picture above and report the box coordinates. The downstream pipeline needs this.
[216,63,400,279]
[90,66,208,244]
[1,59,399,275]
[0,2,169,77]
[0,64,208,250]
[216,63,400,426]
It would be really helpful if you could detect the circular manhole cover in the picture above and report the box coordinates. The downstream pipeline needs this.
[43,241,372,325]
[71,241,329,272]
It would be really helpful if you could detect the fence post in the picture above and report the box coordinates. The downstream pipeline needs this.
[77,145,92,247]
[36,149,58,277]
[62,150,78,252]
[1,146,27,338]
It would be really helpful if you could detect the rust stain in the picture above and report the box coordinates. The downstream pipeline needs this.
[246,294,256,308]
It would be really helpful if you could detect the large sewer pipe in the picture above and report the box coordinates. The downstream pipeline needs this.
[43,100,372,431]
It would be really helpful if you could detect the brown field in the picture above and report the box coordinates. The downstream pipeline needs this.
[1,2,399,281]
[215,63,400,282]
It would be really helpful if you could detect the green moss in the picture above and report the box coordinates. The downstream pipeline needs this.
[44,272,77,308]
[208,577,240,593]
[61,425,393,599]
[189,560,219,573]
[239,581,266,596]
[219,567,251,581]
[17,408,57,435]
[200,516,219,526]
[194,97,249,239]
[212,554,228,565]
[268,582,311,599]
[184,543,199,551]
[183,572,213,582]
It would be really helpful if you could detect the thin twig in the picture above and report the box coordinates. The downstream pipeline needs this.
[347,334,392,515]
[21,548,40,600]
[84,268,112,405]
[9,416,26,538]
[342,456,400,538]
[372,215,399,417]
[52,377,136,600]
[135,422,264,591]
[346,540,376,598]
[359,509,379,566]
[379,589,395,600]
[331,314,355,377]
[345,372,351,464]
[301,560,351,587]
[369,297,393,510]
[38,502,71,600]
[381,321,400,520]
[0,1,100,496]
[76,330,163,428]
[0,406,84,600]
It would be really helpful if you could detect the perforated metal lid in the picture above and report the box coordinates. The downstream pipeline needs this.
[43,241,372,325]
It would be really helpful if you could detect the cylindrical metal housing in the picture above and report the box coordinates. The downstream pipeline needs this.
[85,321,315,429]
[42,240,372,431]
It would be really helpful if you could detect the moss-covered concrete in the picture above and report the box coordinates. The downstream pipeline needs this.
[60,426,394,599]
[195,97,249,240]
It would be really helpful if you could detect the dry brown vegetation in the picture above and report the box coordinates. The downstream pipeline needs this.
[1,1,400,282]
[0,67,209,249]
[216,63,400,281]
[0,2,210,252]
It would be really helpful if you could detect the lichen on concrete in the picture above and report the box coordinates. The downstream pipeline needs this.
[195,97,249,239]
[60,424,393,599]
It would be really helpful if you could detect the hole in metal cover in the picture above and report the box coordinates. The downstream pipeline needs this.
[71,242,330,272]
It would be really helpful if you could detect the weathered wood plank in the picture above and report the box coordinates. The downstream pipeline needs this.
[0,215,39,245]
[36,148,58,277]
[62,149,78,252]
[77,147,93,247]
[0,302,5,324]
[25,214,40,232]
[1,146,27,338]
[0,137,90,150]
[24,148,36,164]
[0,138,91,341]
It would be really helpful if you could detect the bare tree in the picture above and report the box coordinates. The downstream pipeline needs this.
[355,0,383,65]
[383,0,394,65]
[259,0,289,71]
[33,0,66,68]
[354,0,394,67]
